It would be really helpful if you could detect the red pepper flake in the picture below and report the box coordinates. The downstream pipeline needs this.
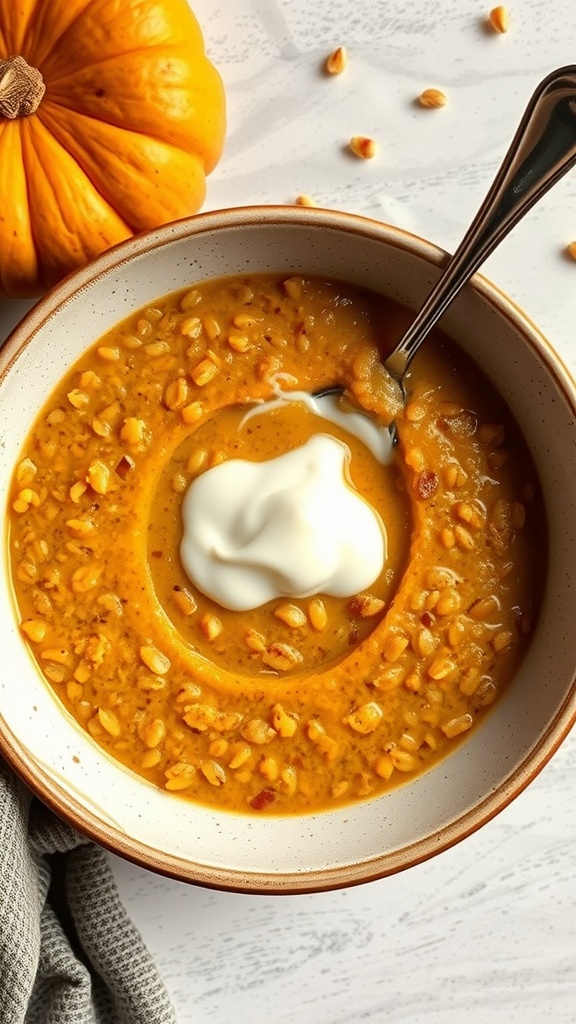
[115,454,135,478]
[250,787,276,811]
[415,469,439,500]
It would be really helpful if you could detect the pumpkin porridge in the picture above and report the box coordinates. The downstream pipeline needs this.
[7,274,546,813]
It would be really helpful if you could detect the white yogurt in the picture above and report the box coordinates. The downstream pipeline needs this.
[180,433,386,611]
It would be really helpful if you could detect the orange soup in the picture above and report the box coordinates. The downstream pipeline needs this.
[8,274,546,813]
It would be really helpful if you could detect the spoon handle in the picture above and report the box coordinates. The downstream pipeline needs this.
[384,65,576,381]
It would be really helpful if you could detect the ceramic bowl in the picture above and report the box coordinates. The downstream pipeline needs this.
[1,206,576,893]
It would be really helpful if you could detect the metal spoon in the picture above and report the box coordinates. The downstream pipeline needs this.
[321,65,576,426]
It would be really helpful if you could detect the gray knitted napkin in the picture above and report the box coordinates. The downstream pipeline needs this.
[0,759,177,1024]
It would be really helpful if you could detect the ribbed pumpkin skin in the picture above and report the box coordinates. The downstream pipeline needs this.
[0,0,226,297]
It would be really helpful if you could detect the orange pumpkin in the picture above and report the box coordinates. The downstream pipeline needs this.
[0,0,226,298]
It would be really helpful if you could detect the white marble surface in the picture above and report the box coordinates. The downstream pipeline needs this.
[2,0,576,1020]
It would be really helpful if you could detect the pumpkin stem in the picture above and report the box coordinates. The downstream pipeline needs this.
[0,55,45,119]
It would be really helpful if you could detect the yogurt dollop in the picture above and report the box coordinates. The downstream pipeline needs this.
[180,434,386,611]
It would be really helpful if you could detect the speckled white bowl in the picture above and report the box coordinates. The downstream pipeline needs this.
[1,207,575,893]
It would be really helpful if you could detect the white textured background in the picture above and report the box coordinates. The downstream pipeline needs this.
[1,1,575,1021]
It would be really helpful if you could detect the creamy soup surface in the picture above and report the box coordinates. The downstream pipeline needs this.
[8,274,546,814]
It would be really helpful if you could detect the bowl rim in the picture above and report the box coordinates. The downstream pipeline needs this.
[1,204,576,894]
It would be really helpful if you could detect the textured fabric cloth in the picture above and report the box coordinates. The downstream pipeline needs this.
[0,759,177,1024]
